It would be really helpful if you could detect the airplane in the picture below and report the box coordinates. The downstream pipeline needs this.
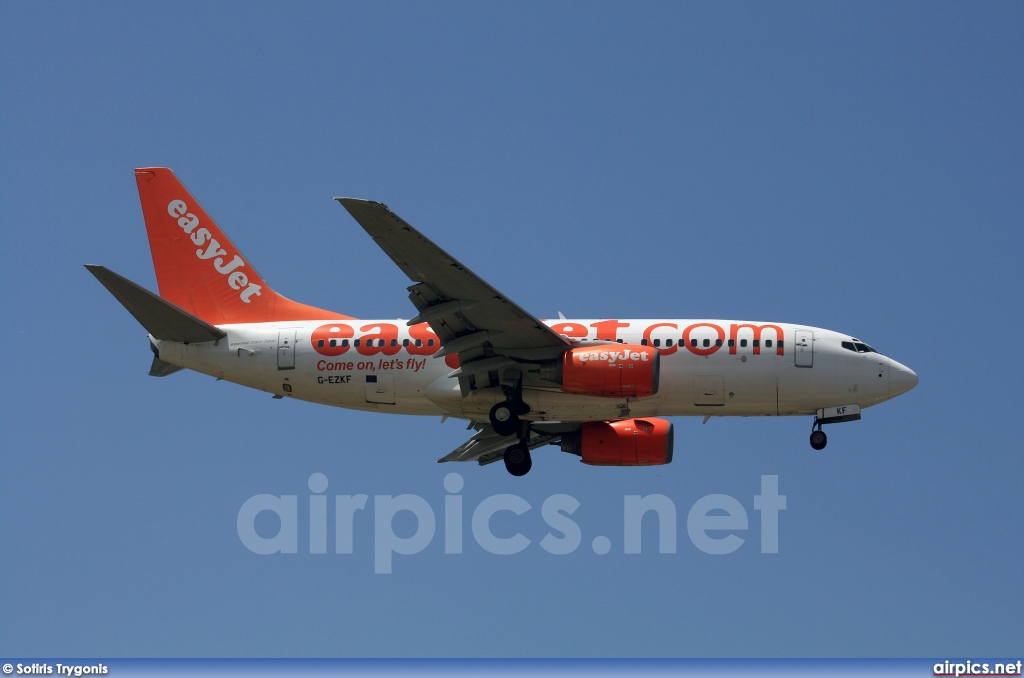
[87,168,918,476]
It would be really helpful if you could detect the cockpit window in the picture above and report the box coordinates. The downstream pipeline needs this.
[843,340,878,354]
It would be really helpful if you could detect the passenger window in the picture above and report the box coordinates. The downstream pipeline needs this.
[765,340,772,348]
[329,339,337,348]
[740,339,748,348]
[702,339,710,348]
[428,339,435,347]
[354,339,361,347]
[715,339,723,347]
[691,338,698,347]
[666,339,674,347]
[318,340,325,348]
[778,340,784,348]
[342,339,349,347]
[415,339,422,347]
[641,339,648,346]
[653,339,661,347]
[728,339,735,347]
[391,339,398,347]
[403,339,409,347]
[752,339,759,348]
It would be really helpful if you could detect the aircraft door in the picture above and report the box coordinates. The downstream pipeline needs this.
[794,330,813,367]
[694,375,725,406]
[365,374,396,404]
[277,330,296,370]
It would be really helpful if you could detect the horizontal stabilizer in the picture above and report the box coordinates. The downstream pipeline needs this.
[149,356,184,377]
[85,265,227,343]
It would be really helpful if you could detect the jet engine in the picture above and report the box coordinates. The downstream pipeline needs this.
[541,344,660,398]
[560,418,674,466]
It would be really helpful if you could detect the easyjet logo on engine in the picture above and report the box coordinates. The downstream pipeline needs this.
[578,349,650,364]
[167,200,263,304]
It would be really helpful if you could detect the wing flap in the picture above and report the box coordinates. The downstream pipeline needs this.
[437,426,515,463]
[437,423,569,465]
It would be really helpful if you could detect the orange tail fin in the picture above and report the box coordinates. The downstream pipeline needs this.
[135,168,352,324]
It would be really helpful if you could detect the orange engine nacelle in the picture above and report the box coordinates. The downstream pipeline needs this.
[560,418,674,466]
[559,344,660,398]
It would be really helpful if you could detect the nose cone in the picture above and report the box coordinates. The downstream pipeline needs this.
[889,359,919,398]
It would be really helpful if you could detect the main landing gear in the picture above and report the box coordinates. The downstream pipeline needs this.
[503,442,532,476]
[489,401,519,437]
[809,420,828,450]
[490,380,534,476]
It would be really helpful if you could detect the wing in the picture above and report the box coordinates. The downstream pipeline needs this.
[438,421,580,466]
[336,199,570,391]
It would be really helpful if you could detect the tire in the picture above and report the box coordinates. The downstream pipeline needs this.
[809,430,828,450]
[490,402,519,437]
[503,444,532,476]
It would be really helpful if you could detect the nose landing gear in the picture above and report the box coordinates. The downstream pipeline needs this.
[809,426,828,450]
[808,404,862,450]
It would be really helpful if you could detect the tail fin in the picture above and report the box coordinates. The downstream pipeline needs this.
[135,167,352,324]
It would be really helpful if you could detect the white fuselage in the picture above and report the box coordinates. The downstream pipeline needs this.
[153,318,917,422]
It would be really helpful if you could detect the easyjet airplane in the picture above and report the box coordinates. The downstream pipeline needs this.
[88,168,918,476]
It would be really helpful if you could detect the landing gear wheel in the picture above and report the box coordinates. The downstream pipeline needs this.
[503,443,532,476]
[809,430,828,450]
[489,402,519,437]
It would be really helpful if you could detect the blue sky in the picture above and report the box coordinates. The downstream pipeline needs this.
[1,1,1022,658]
